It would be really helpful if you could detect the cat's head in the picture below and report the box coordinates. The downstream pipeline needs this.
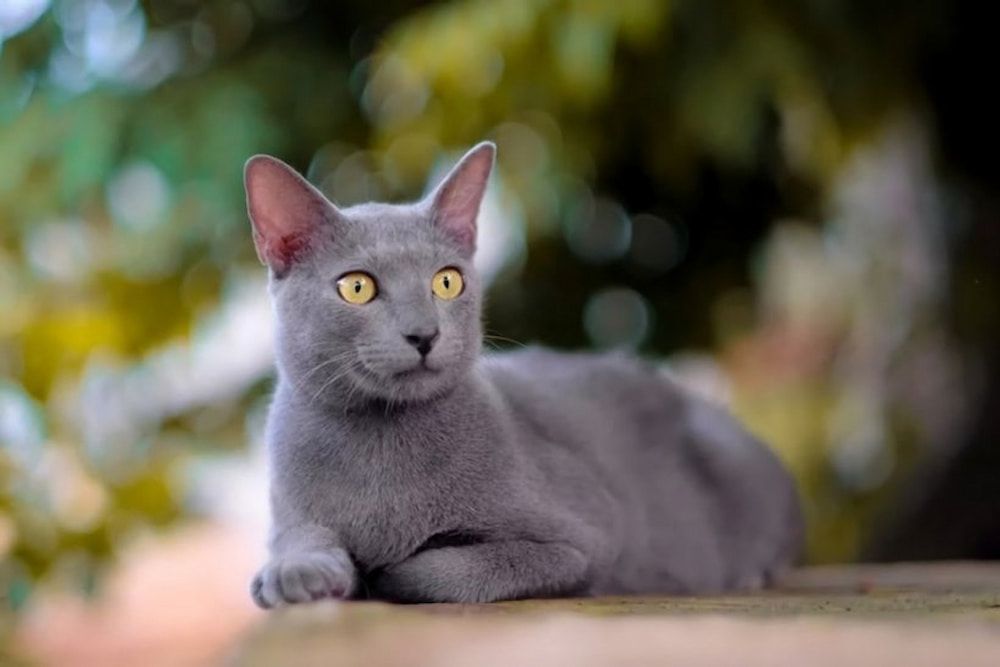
[244,142,494,408]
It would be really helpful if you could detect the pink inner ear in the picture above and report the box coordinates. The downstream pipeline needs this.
[251,224,312,273]
[431,142,495,254]
[245,156,330,275]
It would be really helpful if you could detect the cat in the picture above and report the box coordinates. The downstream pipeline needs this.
[245,142,803,607]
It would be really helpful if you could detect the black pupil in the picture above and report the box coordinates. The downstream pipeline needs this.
[353,281,362,293]
[443,275,450,289]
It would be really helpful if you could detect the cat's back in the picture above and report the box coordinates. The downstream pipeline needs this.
[479,346,692,482]
[482,347,686,422]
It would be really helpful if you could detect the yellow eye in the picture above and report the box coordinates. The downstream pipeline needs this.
[432,268,464,300]
[337,272,377,304]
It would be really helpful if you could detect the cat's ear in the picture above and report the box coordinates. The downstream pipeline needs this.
[425,142,495,255]
[244,155,340,277]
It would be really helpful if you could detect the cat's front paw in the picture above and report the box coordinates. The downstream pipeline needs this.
[250,550,355,609]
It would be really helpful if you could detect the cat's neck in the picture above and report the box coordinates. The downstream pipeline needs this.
[274,364,512,471]
[341,378,466,421]
[283,364,491,427]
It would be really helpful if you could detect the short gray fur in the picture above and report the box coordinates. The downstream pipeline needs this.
[244,143,803,607]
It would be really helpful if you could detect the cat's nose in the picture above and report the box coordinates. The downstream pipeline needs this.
[403,329,439,357]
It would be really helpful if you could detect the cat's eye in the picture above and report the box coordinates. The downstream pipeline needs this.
[432,268,464,300]
[337,272,377,305]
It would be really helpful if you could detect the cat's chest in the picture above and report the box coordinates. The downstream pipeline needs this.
[317,424,508,568]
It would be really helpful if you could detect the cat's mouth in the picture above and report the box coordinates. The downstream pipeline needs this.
[392,363,440,379]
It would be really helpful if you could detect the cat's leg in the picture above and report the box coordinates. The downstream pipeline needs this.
[369,540,590,603]
[251,523,356,608]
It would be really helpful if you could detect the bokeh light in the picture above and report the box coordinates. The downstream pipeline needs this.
[584,287,652,350]
[0,0,49,41]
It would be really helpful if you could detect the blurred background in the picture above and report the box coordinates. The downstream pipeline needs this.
[1,0,998,663]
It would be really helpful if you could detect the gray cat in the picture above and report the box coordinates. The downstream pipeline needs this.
[245,142,803,607]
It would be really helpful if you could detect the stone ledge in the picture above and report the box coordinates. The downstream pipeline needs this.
[229,562,1000,666]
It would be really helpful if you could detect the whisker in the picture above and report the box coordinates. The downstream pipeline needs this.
[295,351,355,390]
[308,362,360,405]
[482,333,527,349]
[341,369,368,410]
